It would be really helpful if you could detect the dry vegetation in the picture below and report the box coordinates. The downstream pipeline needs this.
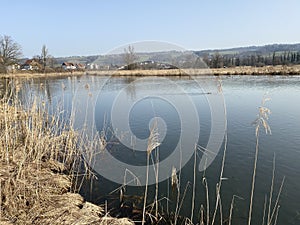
[210,65,300,75]
[0,71,86,79]
[1,65,300,79]
[76,65,300,76]
[0,87,133,224]
[137,85,284,225]
[0,78,286,225]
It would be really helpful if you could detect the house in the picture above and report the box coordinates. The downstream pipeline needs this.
[21,59,42,70]
[86,63,100,70]
[62,62,86,71]
[62,62,76,70]
[7,64,20,72]
[75,63,86,70]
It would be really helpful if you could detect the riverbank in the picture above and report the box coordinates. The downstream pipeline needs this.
[0,99,133,225]
[0,71,86,79]
[1,65,300,78]
[90,65,300,76]
[210,65,300,75]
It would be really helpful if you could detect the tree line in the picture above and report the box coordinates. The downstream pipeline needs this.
[202,51,300,68]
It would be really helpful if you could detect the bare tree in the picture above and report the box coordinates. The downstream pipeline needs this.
[0,35,22,73]
[41,44,51,73]
[212,51,223,68]
[123,45,137,69]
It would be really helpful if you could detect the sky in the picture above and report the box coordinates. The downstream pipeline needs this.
[1,0,300,57]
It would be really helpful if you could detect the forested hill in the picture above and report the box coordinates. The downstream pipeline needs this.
[194,43,300,68]
[53,43,300,69]
[194,43,300,56]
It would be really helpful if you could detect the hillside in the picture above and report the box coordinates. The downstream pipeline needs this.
[18,43,299,69]
[194,43,300,56]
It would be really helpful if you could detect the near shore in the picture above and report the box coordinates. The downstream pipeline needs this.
[0,98,133,225]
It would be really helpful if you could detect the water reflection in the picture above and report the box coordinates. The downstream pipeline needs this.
[1,75,300,225]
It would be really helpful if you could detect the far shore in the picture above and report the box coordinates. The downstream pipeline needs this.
[1,65,300,78]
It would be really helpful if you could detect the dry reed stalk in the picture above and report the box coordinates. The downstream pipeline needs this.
[273,205,280,225]
[211,78,228,225]
[146,148,161,220]
[228,195,244,225]
[228,196,235,225]
[171,166,178,190]
[200,205,205,225]
[173,146,183,225]
[177,182,192,218]
[142,121,160,225]
[191,145,197,222]
[262,195,267,225]
[248,96,272,225]
[267,176,285,225]
[267,154,276,224]
[201,176,210,225]
[219,187,223,225]
[142,154,150,225]
[204,159,210,225]
[167,177,170,215]
[154,148,160,219]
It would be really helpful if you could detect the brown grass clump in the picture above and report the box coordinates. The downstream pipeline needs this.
[0,95,133,225]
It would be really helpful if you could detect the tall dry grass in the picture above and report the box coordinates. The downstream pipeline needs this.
[0,81,133,225]
[248,97,285,225]
[137,82,285,225]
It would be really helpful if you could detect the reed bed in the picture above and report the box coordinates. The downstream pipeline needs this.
[0,71,86,79]
[1,65,300,79]
[0,83,133,225]
[63,65,300,76]
[211,65,300,76]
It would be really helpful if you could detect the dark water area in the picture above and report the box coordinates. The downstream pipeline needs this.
[2,75,300,224]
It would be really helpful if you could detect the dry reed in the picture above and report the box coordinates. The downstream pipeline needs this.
[0,77,289,225]
[0,83,133,225]
[248,96,272,225]
[142,120,160,225]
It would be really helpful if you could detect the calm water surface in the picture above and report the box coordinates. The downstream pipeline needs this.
[6,75,300,225]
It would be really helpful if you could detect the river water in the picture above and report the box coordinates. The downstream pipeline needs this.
[4,75,300,224]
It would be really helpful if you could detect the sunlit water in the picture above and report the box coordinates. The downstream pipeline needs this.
[3,75,300,224]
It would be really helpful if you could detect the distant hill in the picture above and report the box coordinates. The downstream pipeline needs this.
[48,43,300,68]
[194,43,300,57]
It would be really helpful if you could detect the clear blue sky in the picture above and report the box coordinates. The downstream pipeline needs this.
[1,0,300,57]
